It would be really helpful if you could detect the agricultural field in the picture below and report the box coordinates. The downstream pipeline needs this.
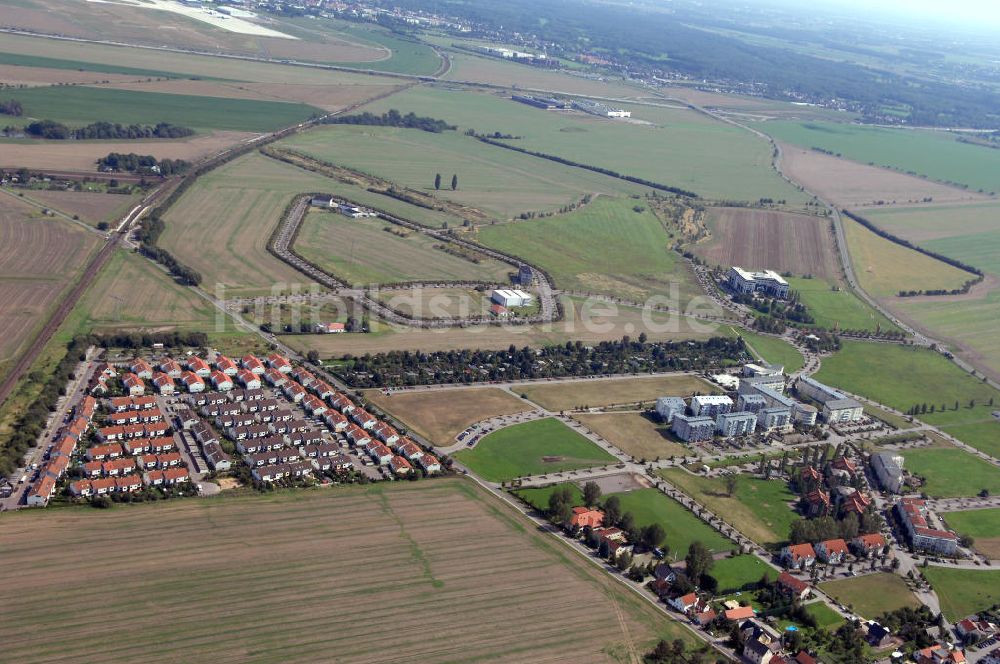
[0,479,692,662]
[362,86,810,204]
[659,470,798,546]
[278,125,647,220]
[0,32,406,85]
[158,152,336,297]
[0,198,101,379]
[0,131,255,172]
[942,509,1000,560]
[454,417,618,482]
[818,573,919,620]
[785,277,896,332]
[776,144,984,209]
[735,330,805,374]
[478,197,701,303]
[9,85,323,132]
[374,287,492,319]
[897,448,1000,499]
[572,413,690,460]
[709,555,774,593]
[692,208,840,280]
[843,217,974,298]
[922,567,1000,622]
[63,249,222,335]
[760,121,1000,194]
[610,488,732,556]
[2,0,393,65]
[294,212,512,285]
[20,188,139,227]
[516,374,718,412]
[0,63,144,86]
[362,387,535,446]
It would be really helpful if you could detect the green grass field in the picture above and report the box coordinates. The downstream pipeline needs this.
[922,567,1000,621]
[295,211,512,285]
[736,330,805,374]
[815,341,999,414]
[899,448,1000,498]
[659,470,798,545]
[514,482,585,511]
[455,418,618,482]
[361,87,809,203]
[284,17,443,74]
[709,555,774,593]
[0,51,182,78]
[478,196,698,302]
[942,509,1000,559]
[819,573,920,619]
[786,277,897,332]
[758,121,1000,193]
[279,125,645,219]
[11,85,322,132]
[843,217,973,298]
[610,488,732,556]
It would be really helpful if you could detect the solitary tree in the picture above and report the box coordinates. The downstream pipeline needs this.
[724,473,740,497]
[685,541,714,583]
[641,523,666,551]
[434,173,441,190]
[583,481,602,507]
[451,173,458,190]
[604,495,622,525]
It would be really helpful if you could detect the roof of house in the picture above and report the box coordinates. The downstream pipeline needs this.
[785,543,816,560]
[819,538,849,555]
[725,605,755,620]
[777,571,809,594]
[854,533,886,548]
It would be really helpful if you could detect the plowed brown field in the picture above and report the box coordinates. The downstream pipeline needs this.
[0,480,691,662]
[0,198,100,372]
[25,189,138,225]
[693,207,841,280]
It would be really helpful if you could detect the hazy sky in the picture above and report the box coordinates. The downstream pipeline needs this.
[818,0,1000,28]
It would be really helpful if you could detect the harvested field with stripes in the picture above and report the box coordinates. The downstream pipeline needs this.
[0,480,691,662]
[693,207,840,280]
[0,199,100,376]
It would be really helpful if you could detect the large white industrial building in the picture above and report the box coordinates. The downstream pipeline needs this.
[491,289,534,308]
[727,267,790,299]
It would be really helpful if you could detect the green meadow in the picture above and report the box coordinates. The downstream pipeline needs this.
[786,277,896,332]
[759,121,1000,193]
[11,86,322,132]
[362,86,809,203]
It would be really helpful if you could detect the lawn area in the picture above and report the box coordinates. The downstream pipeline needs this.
[295,211,511,285]
[362,387,534,446]
[63,249,224,334]
[757,121,1000,193]
[0,479,694,661]
[710,555,775,593]
[843,217,973,298]
[478,196,700,303]
[814,340,999,414]
[803,602,847,630]
[659,470,798,545]
[922,567,1000,621]
[362,87,809,203]
[786,277,897,332]
[900,447,1000,498]
[12,85,323,132]
[454,418,618,482]
[573,413,690,461]
[159,152,337,297]
[513,482,585,511]
[735,329,804,374]
[285,17,443,74]
[516,374,718,412]
[819,573,920,620]
[611,488,732,556]
[943,508,1000,560]
[279,125,644,220]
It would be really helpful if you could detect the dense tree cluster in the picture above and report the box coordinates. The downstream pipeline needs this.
[24,120,195,141]
[136,216,202,286]
[0,99,23,117]
[324,109,456,133]
[98,152,189,175]
[336,335,745,387]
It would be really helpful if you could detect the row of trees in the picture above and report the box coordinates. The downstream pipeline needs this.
[97,152,189,175]
[907,397,994,416]
[338,335,745,387]
[24,120,195,140]
[433,173,458,190]
[324,109,456,133]
[136,216,203,286]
